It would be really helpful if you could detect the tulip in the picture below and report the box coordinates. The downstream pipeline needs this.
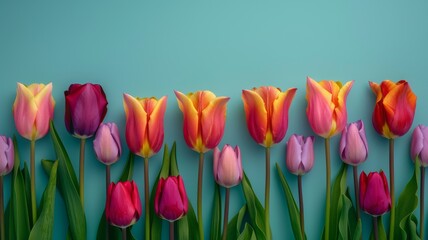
[106,181,142,228]
[94,122,122,165]
[286,134,314,176]
[339,120,368,166]
[13,82,55,141]
[0,136,14,176]
[213,145,243,188]
[359,171,391,216]
[154,176,188,222]
[64,83,108,138]
[174,90,230,153]
[242,86,297,147]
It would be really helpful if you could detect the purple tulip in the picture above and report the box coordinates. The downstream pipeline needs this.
[410,124,428,167]
[339,120,368,166]
[359,171,391,216]
[93,123,122,165]
[213,145,243,188]
[0,136,14,176]
[154,176,188,222]
[286,134,315,175]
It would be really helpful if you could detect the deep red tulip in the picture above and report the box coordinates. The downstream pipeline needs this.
[154,176,188,222]
[359,171,391,216]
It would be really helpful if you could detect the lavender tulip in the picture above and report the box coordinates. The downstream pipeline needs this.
[286,134,315,175]
[94,123,122,165]
[0,136,14,176]
[339,120,368,166]
[411,124,428,167]
[213,145,243,188]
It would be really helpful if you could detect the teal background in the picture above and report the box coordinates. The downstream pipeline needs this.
[1,1,428,239]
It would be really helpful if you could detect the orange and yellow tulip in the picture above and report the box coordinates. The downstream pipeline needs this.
[174,90,230,153]
[123,94,167,158]
[306,77,353,138]
[12,82,55,141]
[369,80,416,139]
[242,86,297,147]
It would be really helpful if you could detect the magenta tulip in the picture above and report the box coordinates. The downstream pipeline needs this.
[339,120,368,166]
[93,123,122,165]
[65,83,108,138]
[285,134,315,176]
[154,176,188,222]
[213,145,243,188]
[359,171,391,216]
[0,136,14,176]
[106,181,142,228]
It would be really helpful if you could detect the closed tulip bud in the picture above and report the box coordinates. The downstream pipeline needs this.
[369,80,416,139]
[65,83,108,138]
[242,86,297,147]
[339,120,368,166]
[410,124,428,167]
[306,77,354,138]
[213,145,243,188]
[93,122,122,165]
[154,176,188,222]
[106,181,142,228]
[13,82,55,141]
[359,171,391,216]
[0,136,14,176]
[286,134,315,175]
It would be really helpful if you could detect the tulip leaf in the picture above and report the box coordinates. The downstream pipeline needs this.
[119,152,135,182]
[48,122,86,240]
[275,163,304,240]
[328,163,348,240]
[176,200,200,240]
[22,163,33,224]
[237,223,255,240]
[29,160,58,240]
[159,144,170,179]
[170,143,179,176]
[338,192,352,240]
[210,183,221,240]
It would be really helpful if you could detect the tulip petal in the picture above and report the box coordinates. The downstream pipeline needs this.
[13,83,38,140]
[177,176,188,214]
[107,183,137,227]
[286,135,303,175]
[147,96,167,156]
[123,94,147,157]
[33,83,55,139]
[271,88,297,144]
[242,89,268,145]
[410,125,424,161]
[301,136,314,172]
[201,96,230,151]
[217,146,241,188]
[359,171,367,210]
[174,91,199,151]
[333,80,353,136]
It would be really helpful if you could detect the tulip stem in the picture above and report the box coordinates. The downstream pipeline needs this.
[197,152,204,240]
[324,138,331,240]
[144,157,150,240]
[420,167,425,240]
[222,188,230,240]
[169,222,174,240]
[298,175,305,238]
[79,138,86,206]
[353,166,360,220]
[389,139,395,240]
[30,139,37,226]
[265,147,271,239]
[106,165,111,240]
[0,176,5,240]
[373,216,379,240]
[122,227,127,240]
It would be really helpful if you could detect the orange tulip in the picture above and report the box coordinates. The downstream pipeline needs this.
[306,77,353,138]
[369,80,416,139]
[174,90,230,153]
[123,94,167,158]
[242,86,297,147]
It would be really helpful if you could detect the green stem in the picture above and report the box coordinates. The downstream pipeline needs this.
[170,222,174,240]
[197,152,204,240]
[353,165,360,221]
[0,176,4,240]
[79,138,86,205]
[144,157,150,240]
[106,165,111,240]
[374,216,379,240]
[222,188,230,240]
[298,175,305,238]
[30,139,37,225]
[420,167,425,240]
[122,227,127,240]
[389,139,395,240]
[265,147,271,239]
[324,138,331,240]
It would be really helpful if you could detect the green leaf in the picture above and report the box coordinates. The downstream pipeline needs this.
[329,163,348,240]
[170,143,179,176]
[275,163,303,240]
[22,163,33,223]
[48,122,86,240]
[29,160,58,240]
[210,183,221,240]
[176,200,200,240]
[338,193,352,240]
[237,223,254,240]
[159,144,170,179]
[119,152,135,182]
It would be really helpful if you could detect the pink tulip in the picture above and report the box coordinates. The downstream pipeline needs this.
[106,181,142,228]
[93,123,122,165]
[154,176,188,222]
[213,145,243,188]
[410,124,428,167]
[0,136,14,176]
[242,86,297,147]
[339,120,368,166]
[12,83,55,140]
[359,171,391,216]
[285,134,315,175]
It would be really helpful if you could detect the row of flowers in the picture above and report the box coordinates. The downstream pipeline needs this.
[0,77,425,240]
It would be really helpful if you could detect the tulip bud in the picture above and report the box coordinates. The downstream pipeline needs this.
[154,176,188,222]
[285,134,315,175]
[213,145,243,188]
[339,120,368,166]
[359,171,391,216]
[0,136,14,176]
[65,83,108,138]
[106,181,142,228]
[410,124,428,167]
[93,122,122,165]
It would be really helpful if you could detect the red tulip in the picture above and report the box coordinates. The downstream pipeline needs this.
[154,176,188,222]
[359,171,391,216]
[106,181,142,228]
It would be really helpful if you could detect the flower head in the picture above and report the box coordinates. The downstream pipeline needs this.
[359,171,391,216]
[154,175,188,222]
[0,136,14,176]
[339,120,368,166]
[286,134,315,175]
[93,122,122,165]
[410,124,428,167]
[213,145,243,188]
